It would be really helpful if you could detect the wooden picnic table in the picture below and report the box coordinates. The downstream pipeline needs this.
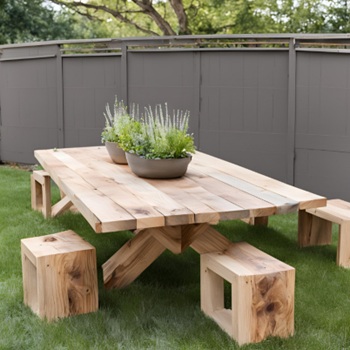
[34,146,326,290]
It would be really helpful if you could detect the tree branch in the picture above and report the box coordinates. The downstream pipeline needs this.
[132,0,176,35]
[74,9,102,21]
[169,0,191,34]
[50,0,160,36]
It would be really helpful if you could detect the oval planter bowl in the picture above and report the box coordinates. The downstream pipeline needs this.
[105,141,128,164]
[126,152,192,179]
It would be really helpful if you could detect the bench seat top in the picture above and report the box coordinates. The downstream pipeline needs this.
[202,241,294,278]
[306,199,350,225]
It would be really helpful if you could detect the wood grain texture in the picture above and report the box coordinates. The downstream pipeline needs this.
[306,199,350,225]
[298,210,333,247]
[51,196,73,217]
[31,171,51,218]
[193,151,326,210]
[21,231,98,321]
[185,168,277,218]
[201,242,295,345]
[338,222,350,267]
[34,146,325,234]
[35,150,136,232]
[102,229,166,290]
[190,162,299,215]
[242,216,269,226]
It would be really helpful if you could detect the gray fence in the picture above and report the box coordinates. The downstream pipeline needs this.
[1,34,350,201]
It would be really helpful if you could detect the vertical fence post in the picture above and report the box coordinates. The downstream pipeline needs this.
[193,51,201,149]
[56,45,64,148]
[287,38,296,185]
[121,42,128,106]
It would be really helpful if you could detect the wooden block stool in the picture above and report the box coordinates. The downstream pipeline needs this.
[201,242,295,345]
[21,230,98,321]
[302,199,350,267]
[31,170,51,218]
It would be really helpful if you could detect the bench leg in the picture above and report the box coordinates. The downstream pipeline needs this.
[31,172,51,218]
[298,210,332,247]
[338,222,350,267]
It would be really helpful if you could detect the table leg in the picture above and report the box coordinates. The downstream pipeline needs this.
[102,223,211,290]
[298,210,332,247]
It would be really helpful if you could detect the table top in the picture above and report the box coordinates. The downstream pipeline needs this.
[35,147,326,233]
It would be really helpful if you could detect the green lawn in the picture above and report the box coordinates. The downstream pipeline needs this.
[1,166,350,350]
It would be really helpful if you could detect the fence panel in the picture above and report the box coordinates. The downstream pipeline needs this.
[62,56,122,148]
[0,46,58,163]
[295,52,350,199]
[128,51,199,140]
[199,51,289,182]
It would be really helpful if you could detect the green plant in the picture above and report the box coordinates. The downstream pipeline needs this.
[118,104,196,159]
[101,98,129,144]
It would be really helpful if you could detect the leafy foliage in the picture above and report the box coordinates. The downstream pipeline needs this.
[103,101,195,160]
[0,0,78,44]
[101,98,130,144]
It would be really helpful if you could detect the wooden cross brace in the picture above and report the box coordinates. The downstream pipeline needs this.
[102,223,232,290]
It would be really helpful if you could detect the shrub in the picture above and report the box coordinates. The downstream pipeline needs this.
[118,104,195,159]
[101,98,129,144]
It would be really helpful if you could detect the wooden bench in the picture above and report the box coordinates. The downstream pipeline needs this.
[21,230,98,321]
[302,199,350,267]
[201,242,295,345]
[31,170,75,218]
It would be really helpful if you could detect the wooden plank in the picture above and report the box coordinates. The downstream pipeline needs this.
[181,223,210,252]
[148,223,210,254]
[189,162,299,215]
[201,258,224,314]
[102,229,166,289]
[33,170,50,185]
[190,226,232,254]
[51,150,165,230]
[128,173,249,223]
[254,216,269,226]
[338,222,350,267]
[298,210,332,247]
[193,151,326,210]
[209,309,232,337]
[185,169,277,218]
[51,196,73,217]
[65,148,217,226]
[35,150,136,233]
[148,226,182,254]
[31,174,42,211]
[306,206,346,225]
[70,148,195,227]
[22,250,39,315]
[42,174,51,219]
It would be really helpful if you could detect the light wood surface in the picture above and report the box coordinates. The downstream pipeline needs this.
[31,171,51,218]
[304,199,350,267]
[201,242,295,345]
[21,230,98,321]
[34,146,326,233]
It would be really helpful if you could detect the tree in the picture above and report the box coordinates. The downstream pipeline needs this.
[0,0,79,44]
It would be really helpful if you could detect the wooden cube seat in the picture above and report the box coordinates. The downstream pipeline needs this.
[201,242,295,345]
[21,230,98,321]
[305,199,350,267]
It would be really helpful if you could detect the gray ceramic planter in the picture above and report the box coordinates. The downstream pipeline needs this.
[126,152,192,179]
[105,141,127,164]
